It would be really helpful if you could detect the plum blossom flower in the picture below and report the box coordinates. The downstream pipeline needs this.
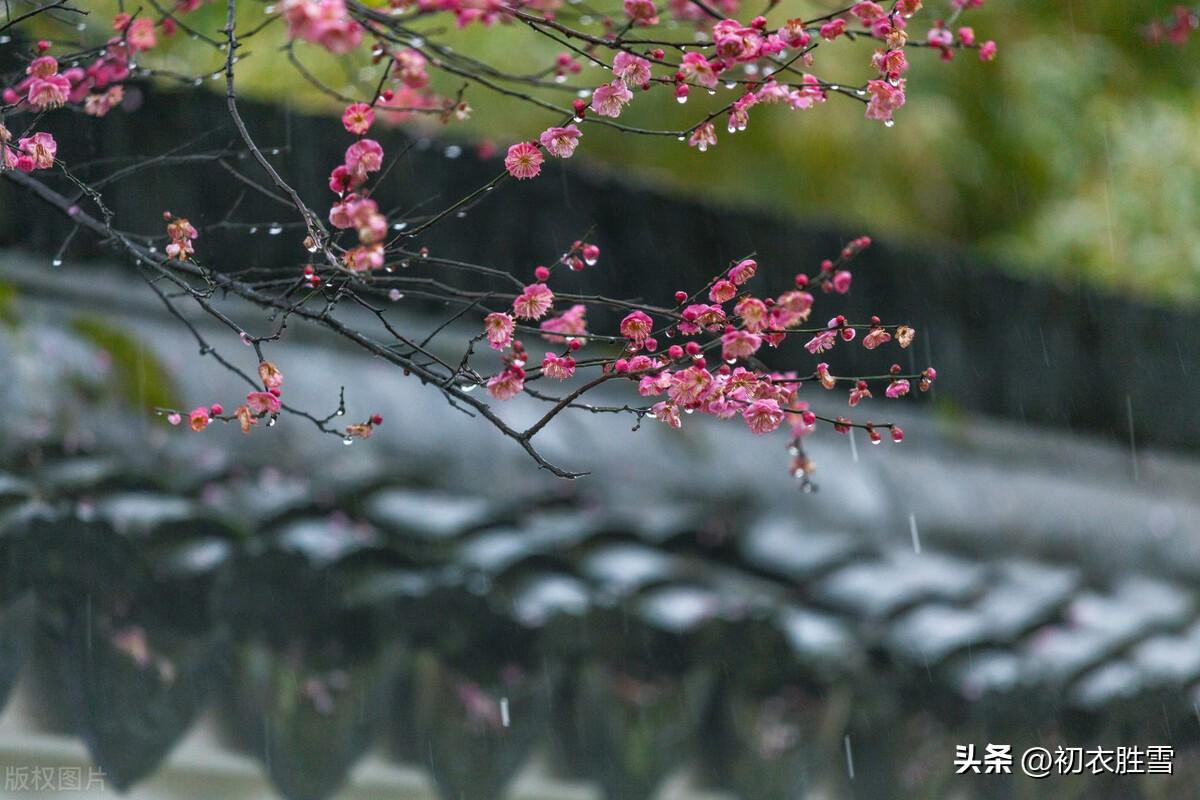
[484,312,515,350]
[979,40,997,61]
[865,79,906,122]
[342,103,375,134]
[728,259,757,285]
[393,49,430,88]
[487,367,525,400]
[246,391,282,415]
[848,380,872,406]
[709,280,737,303]
[734,297,768,332]
[886,379,910,398]
[27,73,70,109]
[742,398,784,434]
[895,324,916,348]
[343,243,384,272]
[623,0,659,26]
[258,361,284,391]
[538,125,581,159]
[816,362,837,390]
[804,330,837,354]
[282,0,363,53]
[688,122,717,152]
[188,407,211,431]
[862,326,892,349]
[619,310,654,343]
[819,19,847,40]
[721,330,762,361]
[590,80,633,118]
[613,52,652,86]
[234,404,256,434]
[651,400,681,428]
[504,142,543,179]
[344,139,384,180]
[18,133,57,170]
[680,53,719,88]
[513,283,554,320]
[539,304,588,342]
[832,270,852,293]
[542,353,576,380]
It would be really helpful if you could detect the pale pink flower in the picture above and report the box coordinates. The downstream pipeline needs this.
[258,361,285,390]
[721,330,762,361]
[688,122,717,152]
[538,125,581,159]
[862,327,892,349]
[590,80,633,118]
[613,52,652,86]
[344,139,384,179]
[848,381,872,406]
[743,399,784,434]
[619,310,654,343]
[487,367,525,400]
[669,366,713,406]
[709,280,737,303]
[734,297,768,332]
[651,400,681,428]
[539,304,588,342]
[126,18,158,51]
[484,312,515,350]
[542,353,576,380]
[246,391,282,415]
[393,49,430,88]
[832,270,852,293]
[513,283,554,320]
[804,330,837,354]
[26,56,59,79]
[865,79,905,122]
[188,407,211,432]
[18,132,57,170]
[623,0,659,25]
[343,243,384,272]
[886,379,911,398]
[817,362,836,390]
[680,53,718,89]
[505,142,543,179]
[27,74,70,109]
[728,259,757,285]
[342,103,375,134]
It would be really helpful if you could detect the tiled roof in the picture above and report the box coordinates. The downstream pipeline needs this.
[3,439,1200,798]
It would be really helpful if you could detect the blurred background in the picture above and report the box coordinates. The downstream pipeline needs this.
[2,1,1200,799]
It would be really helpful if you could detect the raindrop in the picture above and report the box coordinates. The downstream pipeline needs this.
[554,74,567,84]
[193,78,203,86]
[268,224,284,235]
[267,417,277,427]
[455,211,467,218]
[392,222,408,231]
[676,96,688,105]
[0,36,11,45]
[855,89,867,96]
[444,144,462,159]
[264,3,276,11]
[51,258,63,267]
[211,72,223,81]
[388,289,404,301]
[336,408,345,416]
[829,84,840,91]
[500,698,510,727]
[676,136,685,142]
[884,120,895,128]
[343,437,353,445]
[576,89,591,99]
[460,383,477,393]
[249,226,259,234]
[410,36,425,46]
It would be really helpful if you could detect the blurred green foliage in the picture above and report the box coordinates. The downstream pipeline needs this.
[70,316,181,414]
[66,1,1200,302]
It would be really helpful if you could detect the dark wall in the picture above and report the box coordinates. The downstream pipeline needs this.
[2,88,1195,451]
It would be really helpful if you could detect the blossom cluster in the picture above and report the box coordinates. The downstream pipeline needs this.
[479,236,934,480]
